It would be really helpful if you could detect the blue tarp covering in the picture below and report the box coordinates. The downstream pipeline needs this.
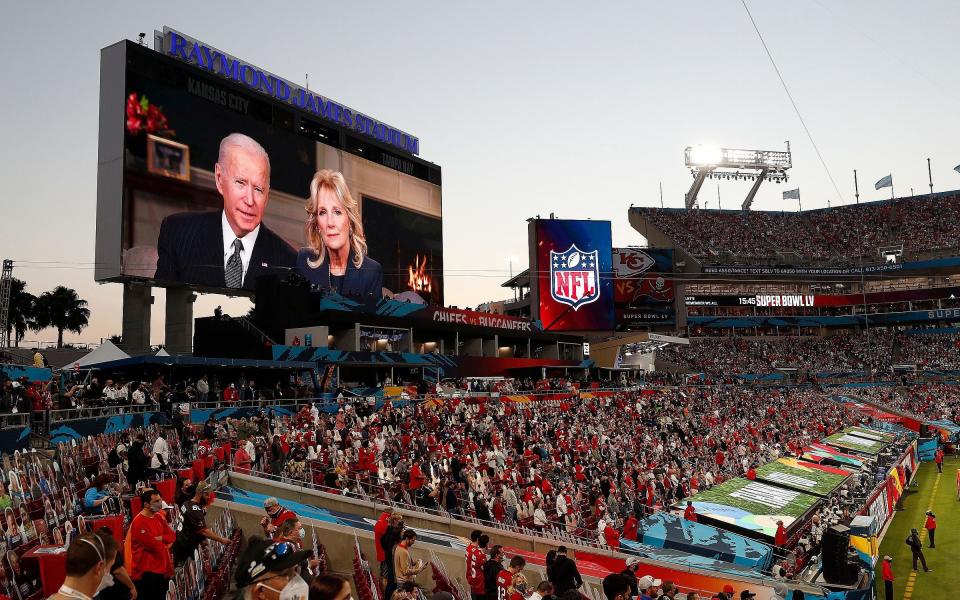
[632,512,773,571]
[917,438,939,461]
[0,365,52,382]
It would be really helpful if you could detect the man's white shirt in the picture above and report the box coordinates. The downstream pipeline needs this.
[221,211,260,284]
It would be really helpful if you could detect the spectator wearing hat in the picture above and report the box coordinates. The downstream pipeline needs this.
[924,511,937,548]
[234,536,312,600]
[714,584,735,600]
[738,591,756,600]
[261,497,298,536]
[774,521,787,553]
[172,481,230,565]
[881,556,894,600]
[637,576,662,600]
[906,528,930,572]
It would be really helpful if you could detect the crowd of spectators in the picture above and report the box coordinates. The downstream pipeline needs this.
[847,383,960,423]
[217,385,882,581]
[636,193,960,264]
[893,333,960,370]
[659,331,898,376]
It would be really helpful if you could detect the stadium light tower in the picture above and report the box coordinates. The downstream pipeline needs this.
[684,143,792,210]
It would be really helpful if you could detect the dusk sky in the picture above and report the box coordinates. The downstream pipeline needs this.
[2,1,958,347]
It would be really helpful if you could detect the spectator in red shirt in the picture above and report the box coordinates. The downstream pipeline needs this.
[622,514,639,541]
[409,463,426,491]
[774,520,787,550]
[496,556,526,600]
[466,530,487,600]
[222,383,238,404]
[881,556,894,600]
[130,489,175,600]
[374,507,395,588]
[924,511,937,548]
[934,447,944,473]
[683,501,697,522]
[260,497,297,537]
[234,443,252,475]
[603,523,620,549]
[746,466,756,481]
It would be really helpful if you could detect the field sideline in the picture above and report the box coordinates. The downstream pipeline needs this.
[875,457,958,600]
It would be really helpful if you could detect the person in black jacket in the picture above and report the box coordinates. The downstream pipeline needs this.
[126,434,149,488]
[269,434,285,476]
[549,547,583,596]
[154,134,296,290]
[483,545,505,600]
[906,528,930,572]
[380,514,405,600]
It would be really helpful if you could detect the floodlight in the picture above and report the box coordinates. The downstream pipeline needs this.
[688,145,724,166]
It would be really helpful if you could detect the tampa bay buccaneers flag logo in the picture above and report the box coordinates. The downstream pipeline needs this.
[550,244,600,310]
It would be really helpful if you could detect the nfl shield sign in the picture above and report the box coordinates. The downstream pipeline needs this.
[550,244,600,310]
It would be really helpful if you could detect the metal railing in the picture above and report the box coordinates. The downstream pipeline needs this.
[49,403,151,422]
[231,468,787,582]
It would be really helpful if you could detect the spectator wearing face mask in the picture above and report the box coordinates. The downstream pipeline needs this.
[129,489,175,600]
[172,481,230,565]
[235,536,312,600]
[50,531,119,600]
[274,518,324,578]
[261,497,298,537]
[95,526,138,600]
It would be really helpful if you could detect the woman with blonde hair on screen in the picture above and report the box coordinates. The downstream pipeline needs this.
[296,169,383,301]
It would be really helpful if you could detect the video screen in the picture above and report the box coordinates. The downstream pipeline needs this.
[531,219,614,331]
[99,42,442,303]
[362,196,444,305]
[613,247,675,327]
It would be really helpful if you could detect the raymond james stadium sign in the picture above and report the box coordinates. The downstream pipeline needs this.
[158,27,420,156]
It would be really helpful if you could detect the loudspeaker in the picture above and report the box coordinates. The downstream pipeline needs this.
[919,424,931,438]
[822,524,852,583]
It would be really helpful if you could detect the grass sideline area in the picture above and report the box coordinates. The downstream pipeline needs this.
[875,458,958,600]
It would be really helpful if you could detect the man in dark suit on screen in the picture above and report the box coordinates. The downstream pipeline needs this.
[155,133,296,290]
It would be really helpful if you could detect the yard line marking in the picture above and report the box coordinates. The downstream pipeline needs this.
[903,471,941,600]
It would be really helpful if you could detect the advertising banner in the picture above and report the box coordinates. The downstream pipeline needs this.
[613,248,675,327]
[530,220,614,331]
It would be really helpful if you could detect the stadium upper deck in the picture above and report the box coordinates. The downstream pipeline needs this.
[630,190,960,270]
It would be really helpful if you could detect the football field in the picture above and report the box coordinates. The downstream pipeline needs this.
[875,457,958,600]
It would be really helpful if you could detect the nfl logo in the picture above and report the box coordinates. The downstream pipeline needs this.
[550,244,600,311]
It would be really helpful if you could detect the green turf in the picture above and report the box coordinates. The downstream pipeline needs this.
[875,458,959,600]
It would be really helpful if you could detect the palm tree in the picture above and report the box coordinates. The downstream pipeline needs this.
[32,286,90,348]
[6,278,35,347]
